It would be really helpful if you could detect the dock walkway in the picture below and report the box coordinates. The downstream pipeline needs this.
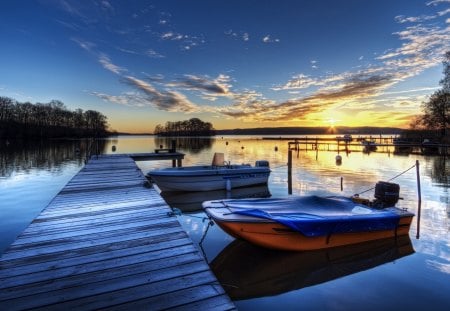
[0,154,235,310]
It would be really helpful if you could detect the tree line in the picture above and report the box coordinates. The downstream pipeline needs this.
[154,118,215,136]
[0,97,110,139]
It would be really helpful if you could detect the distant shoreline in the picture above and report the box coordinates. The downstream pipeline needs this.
[116,126,404,136]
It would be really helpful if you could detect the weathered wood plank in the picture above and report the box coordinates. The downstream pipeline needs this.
[2,220,181,259]
[0,252,203,301]
[108,285,234,310]
[23,205,169,233]
[34,270,219,310]
[0,230,188,269]
[14,213,175,244]
[0,242,198,288]
[32,199,167,219]
[170,295,237,311]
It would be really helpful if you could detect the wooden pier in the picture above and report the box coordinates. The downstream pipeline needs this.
[0,154,235,310]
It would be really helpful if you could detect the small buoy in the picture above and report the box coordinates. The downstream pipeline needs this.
[241,146,244,150]
[226,141,228,145]
[274,146,278,151]
[226,179,231,191]
[335,154,342,165]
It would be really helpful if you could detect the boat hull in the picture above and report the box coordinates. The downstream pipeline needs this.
[148,166,270,192]
[212,216,413,251]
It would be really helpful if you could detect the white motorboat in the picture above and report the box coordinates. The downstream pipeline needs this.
[147,153,271,192]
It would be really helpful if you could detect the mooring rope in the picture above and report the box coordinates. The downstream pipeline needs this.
[356,162,417,196]
[199,218,214,261]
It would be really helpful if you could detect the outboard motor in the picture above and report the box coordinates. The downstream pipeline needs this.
[374,181,400,207]
[255,160,270,167]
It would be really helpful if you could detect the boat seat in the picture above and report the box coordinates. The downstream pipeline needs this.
[212,152,225,166]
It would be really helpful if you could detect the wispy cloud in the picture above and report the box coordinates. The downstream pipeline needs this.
[122,76,198,112]
[146,49,165,58]
[71,37,95,52]
[272,74,318,91]
[161,31,185,40]
[167,74,233,100]
[427,0,450,6]
[395,14,436,23]
[225,29,250,42]
[262,35,280,43]
[92,75,200,112]
[160,31,205,51]
[98,54,126,75]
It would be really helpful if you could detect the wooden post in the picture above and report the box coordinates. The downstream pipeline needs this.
[416,160,422,239]
[172,159,176,167]
[288,149,292,195]
[171,140,176,152]
[340,177,343,191]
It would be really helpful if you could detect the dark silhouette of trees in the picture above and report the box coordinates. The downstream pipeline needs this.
[417,51,450,138]
[0,97,110,139]
[154,118,215,136]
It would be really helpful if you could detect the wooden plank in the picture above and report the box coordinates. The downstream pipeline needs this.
[0,252,203,301]
[23,205,169,233]
[2,219,181,259]
[34,270,220,310]
[107,285,234,310]
[170,295,237,311]
[0,242,198,288]
[0,230,188,270]
[13,214,175,244]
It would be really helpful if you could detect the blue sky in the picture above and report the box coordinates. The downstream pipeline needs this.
[1,0,449,132]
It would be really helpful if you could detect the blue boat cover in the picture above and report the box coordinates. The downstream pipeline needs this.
[229,196,401,237]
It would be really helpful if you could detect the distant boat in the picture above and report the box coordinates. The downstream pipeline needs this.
[393,138,413,154]
[203,182,414,251]
[211,235,414,300]
[336,134,352,142]
[361,139,377,152]
[147,152,271,192]
[421,139,440,155]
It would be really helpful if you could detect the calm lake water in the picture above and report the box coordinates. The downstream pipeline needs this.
[1,135,449,310]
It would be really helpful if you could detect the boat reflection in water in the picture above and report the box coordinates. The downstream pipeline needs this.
[160,185,271,213]
[211,235,414,300]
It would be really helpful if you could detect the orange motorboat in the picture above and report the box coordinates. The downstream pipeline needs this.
[202,182,414,251]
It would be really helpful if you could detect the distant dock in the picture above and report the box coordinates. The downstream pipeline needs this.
[264,136,450,156]
[0,154,235,310]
